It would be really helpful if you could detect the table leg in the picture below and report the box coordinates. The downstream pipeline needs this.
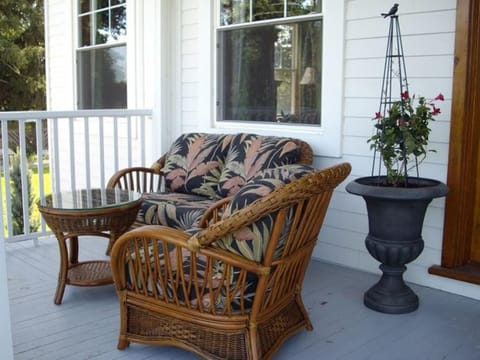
[54,233,69,305]
[69,236,79,264]
[105,233,115,256]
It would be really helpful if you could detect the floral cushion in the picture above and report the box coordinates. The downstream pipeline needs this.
[214,164,315,262]
[138,192,215,230]
[162,133,233,198]
[216,134,301,198]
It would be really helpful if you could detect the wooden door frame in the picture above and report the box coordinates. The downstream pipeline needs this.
[429,0,480,284]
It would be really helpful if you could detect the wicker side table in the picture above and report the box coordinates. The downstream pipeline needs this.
[38,188,142,305]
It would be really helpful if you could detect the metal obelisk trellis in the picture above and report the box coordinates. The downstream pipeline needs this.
[372,10,411,178]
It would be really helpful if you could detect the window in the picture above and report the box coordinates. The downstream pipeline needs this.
[77,0,127,109]
[218,1,322,125]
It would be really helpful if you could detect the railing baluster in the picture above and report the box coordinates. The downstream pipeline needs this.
[51,117,61,195]
[18,121,30,236]
[113,116,119,173]
[98,116,105,188]
[1,119,12,238]
[127,115,133,168]
[69,117,76,192]
[84,116,91,191]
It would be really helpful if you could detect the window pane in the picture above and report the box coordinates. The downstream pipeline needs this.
[79,14,91,46]
[287,0,322,16]
[219,20,322,125]
[221,1,323,25]
[95,0,109,10]
[77,46,127,109]
[79,0,90,14]
[111,6,127,41]
[112,0,126,5]
[95,10,110,44]
[253,0,283,21]
[220,0,250,25]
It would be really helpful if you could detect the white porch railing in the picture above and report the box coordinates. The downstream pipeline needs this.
[0,109,153,243]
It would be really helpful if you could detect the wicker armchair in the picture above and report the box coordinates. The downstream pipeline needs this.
[110,162,351,360]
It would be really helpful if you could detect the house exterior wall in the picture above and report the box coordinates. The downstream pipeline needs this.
[43,0,480,300]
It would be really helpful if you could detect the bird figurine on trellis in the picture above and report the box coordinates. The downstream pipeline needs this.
[381,3,399,18]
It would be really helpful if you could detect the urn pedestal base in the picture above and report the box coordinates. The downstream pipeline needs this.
[364,264,418,314]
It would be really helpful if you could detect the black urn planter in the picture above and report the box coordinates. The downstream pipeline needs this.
[346,176,448,314]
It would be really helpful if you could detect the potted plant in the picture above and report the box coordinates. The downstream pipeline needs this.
[346,90,449,314]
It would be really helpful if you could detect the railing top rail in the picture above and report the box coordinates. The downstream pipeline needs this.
[0,109,152,120]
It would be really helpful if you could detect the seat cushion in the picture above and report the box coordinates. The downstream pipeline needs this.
[216,134,301,198]
[138,192,215,230]
[162,133,233,199]
[214,164,315,262]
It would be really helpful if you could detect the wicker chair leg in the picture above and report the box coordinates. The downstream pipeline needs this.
[117,336,129,350]
[247,325,261,360]
[296,295,313,331]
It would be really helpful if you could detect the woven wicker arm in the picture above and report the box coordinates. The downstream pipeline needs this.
[110,162,352,359]
[196,197,232,228]
[106,155,166,193]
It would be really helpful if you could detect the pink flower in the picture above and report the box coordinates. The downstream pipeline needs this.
[401,91,410,100]
[434,93,445,101]
[374,112,383,119]
[431,105,441,115]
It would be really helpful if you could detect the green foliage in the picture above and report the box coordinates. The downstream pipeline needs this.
[10,149,39,235]
[368,92,444,186]
[0,0,45,111]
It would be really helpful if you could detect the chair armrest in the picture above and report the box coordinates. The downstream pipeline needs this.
[110,225,267,315]
[106,155,166,193]
[107,167,163,193]
[197,197,232,228]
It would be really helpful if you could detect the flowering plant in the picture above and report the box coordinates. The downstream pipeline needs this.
[368,91,444,186]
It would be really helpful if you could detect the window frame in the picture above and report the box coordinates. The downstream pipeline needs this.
[201,1,344,157]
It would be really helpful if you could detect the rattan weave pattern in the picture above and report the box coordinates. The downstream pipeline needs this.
[126,305,248,360]
[68,261,112,284]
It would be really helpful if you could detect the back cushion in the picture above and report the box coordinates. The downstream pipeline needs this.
[163,133,233,198]
[214,164,315,262]
[216,133,301,198]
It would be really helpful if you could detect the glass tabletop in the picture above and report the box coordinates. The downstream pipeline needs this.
[39,188,141,211]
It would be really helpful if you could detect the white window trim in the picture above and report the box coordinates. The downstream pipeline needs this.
[198,1,345,157]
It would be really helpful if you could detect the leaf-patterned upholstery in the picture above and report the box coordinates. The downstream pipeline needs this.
[123,132,311,231]
[214,164,316,262]
[137,192,215,229]
[216,133,302,197]
[162,133,233,198]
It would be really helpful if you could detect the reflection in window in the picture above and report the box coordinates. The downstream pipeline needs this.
[77,45,126,109]
[220,0,322,25]
[77,0,126,109]
[218,18,322,125]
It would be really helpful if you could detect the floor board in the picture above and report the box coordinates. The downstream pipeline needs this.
[6,236,480,359]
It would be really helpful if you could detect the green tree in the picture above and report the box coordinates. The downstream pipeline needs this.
[0,0,45,111]
[10,149,39,235]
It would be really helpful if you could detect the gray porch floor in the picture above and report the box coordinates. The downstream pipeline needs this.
[6,236,480,360]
